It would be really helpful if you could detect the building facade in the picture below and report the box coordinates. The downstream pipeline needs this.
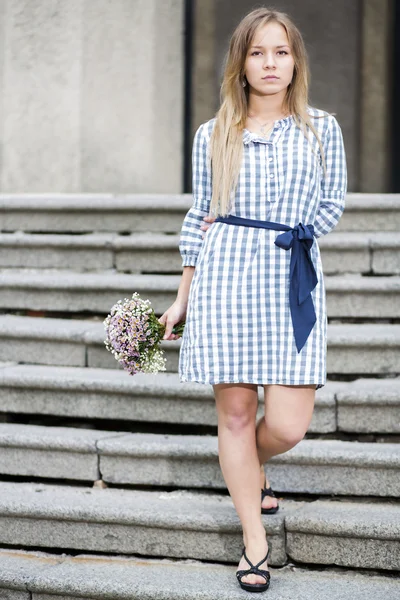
[0,0,395,194]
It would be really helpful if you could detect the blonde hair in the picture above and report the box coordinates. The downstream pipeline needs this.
[209,6,330,217]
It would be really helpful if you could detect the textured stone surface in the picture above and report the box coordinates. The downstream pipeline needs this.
[0,233,115,270]
[0,423,127,480]
[0,314,99,367]
[267,440,400,496]
[337,199,400,231]
[0,316,399,376]
[337,378,400,432]
[286,500,400,570]
[98,434,400,496]
[0,549,399,600]
[0,364,337,433]
[325,275,400,317]
[1,270,399,316]
[327,324,400,374]
[0,0,183,193]
[0,482,289,565]
[0,194,189,232]
[2,230,398,276]
[0,193,398,234]
[0,423,398,495]
[1,0,81,192]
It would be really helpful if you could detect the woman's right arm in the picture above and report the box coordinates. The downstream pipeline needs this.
[159,122,212,340]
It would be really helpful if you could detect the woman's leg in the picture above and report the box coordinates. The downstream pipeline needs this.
[213,382,269,586]
[256,384,316,509]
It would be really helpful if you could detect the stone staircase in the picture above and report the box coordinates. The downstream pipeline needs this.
[0,193,399,599]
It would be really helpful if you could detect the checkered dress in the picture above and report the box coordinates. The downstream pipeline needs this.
[178,106,347,389]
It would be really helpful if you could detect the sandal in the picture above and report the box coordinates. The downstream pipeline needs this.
[261,473,279,515]
[236,545,271,592]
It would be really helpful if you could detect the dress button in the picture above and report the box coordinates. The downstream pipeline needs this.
[270,174,274,178]
[269,157,273,162]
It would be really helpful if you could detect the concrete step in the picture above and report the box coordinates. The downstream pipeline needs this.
[285,499,400,571]
[0,423,398,497]
[0,315,399,375]
[0,364,339,433]
[337,377,400,433]
[0,364,399,433]
[0,481,291,565]
[0,270,399,317]
[0,193,399,233]
[0,231,398,275]
[0,549,398,600]
[0,481,399,571]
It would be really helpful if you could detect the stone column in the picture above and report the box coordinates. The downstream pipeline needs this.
[0,0,184,193]
[359,0,393,192]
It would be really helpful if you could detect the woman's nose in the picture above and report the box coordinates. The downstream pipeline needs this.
[263,53,277,68]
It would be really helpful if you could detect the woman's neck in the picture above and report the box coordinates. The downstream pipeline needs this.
[247,92,289,121]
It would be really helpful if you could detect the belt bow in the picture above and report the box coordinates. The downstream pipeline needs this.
[214,215,319,352]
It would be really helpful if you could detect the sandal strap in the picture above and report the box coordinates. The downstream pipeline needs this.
[261,485,276,499]
[236,546,270,582]
[236,568,270,583]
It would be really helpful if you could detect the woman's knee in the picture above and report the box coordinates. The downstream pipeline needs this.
[265,421,306,450]
[213,383,258,433]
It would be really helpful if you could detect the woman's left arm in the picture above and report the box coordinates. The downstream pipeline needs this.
[313,115,348,238]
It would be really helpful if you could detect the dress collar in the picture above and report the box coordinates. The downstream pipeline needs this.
[242,115,294,145]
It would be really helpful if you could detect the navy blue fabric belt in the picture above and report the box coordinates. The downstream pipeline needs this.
[214,214,318,353]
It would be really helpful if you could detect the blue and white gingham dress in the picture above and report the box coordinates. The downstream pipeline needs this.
[178,106,347,389]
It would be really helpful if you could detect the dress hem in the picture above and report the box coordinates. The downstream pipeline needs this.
[179,376,325,390]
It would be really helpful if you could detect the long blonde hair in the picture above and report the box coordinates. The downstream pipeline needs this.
[209,7,329,217]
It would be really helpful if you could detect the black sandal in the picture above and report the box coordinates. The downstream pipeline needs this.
[261,474,279,515]
[236,545,271,592]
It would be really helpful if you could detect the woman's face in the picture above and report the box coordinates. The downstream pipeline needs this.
[243,21,295,96]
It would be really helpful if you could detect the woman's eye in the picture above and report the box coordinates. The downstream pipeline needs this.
[251,50,288,56]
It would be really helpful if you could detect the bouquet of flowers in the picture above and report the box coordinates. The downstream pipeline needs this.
[103,292,185,375]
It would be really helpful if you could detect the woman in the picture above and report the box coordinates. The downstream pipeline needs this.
[159,6,347,593]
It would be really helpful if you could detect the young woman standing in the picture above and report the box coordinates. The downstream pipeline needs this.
[159,6,347,593]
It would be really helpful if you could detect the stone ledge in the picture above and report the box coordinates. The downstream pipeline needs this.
[285,500,400,570]
[0,315,398,375]
[0,424,398,496]
[0,481,289,565]
[0,363,337,433]
[0,271,398,316]
[0,548,398,600]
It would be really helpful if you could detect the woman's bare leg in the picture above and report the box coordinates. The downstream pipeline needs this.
[256,384,316,509]
[213,382,269,586]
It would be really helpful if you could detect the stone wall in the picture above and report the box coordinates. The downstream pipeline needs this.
[0,0,184,193]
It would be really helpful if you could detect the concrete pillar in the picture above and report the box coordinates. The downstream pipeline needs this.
[0,0,184,193]
[359,0,393,192]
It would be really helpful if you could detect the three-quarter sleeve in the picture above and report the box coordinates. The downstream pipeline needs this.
[179,122,212,267]
[313,115,348,238]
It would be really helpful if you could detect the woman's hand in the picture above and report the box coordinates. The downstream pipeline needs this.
[200,215,216,239]
[158,300,187,340]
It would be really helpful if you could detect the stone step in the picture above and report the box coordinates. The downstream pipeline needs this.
[0,363,339,433]
[0,315,399,375]
[0,481,399,571]
[0,270,399,317]
[285,500,400,571]
[0,549,398,600]
[0,481,290,566]
[0,364,399,433]
[0,423,398,497]
[0,231,398,275]
[0,193,399,233]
